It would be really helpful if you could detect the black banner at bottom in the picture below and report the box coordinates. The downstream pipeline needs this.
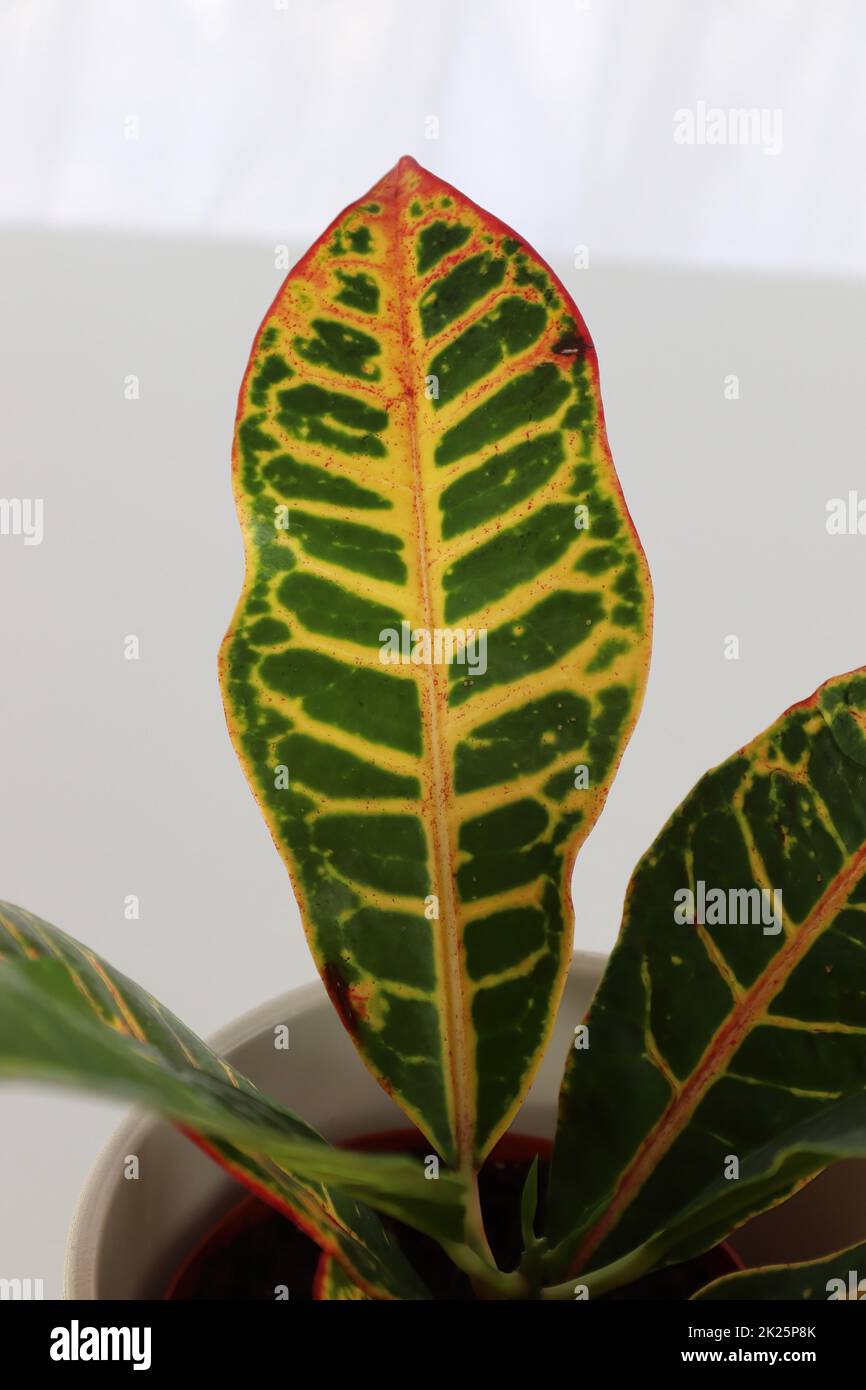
[0,1296,861,1374]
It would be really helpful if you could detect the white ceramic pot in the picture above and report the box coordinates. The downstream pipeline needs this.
[64,953,866,1298]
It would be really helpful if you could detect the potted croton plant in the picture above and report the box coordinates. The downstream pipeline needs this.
[4,156,866,1302]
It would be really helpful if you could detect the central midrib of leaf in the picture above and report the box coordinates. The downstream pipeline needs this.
[569,837,866,1274]
[388,160,475,1171]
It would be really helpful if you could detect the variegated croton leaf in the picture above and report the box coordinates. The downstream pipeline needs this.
[0,901,477,1300]
[220,156,651,1171]
[544,668,866,1284]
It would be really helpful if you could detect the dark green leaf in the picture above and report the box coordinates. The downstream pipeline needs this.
[546,668,866,1280]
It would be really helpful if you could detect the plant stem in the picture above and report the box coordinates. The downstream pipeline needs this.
[451,1168,530,1299]
[540,1243,657,1300]
[442,1240,530,1299]
[464,1168,497,1263]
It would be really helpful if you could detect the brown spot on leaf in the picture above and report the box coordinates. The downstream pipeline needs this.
[322,962,360,1037]
[552,331,586,357]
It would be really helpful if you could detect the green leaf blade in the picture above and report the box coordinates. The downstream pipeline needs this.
[694,1238,866,1300]
[0,902,472,1299]
[547,668,866,1278]
[221,156,652,1168]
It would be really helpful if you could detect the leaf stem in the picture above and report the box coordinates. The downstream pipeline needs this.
[519,1155,540,1252]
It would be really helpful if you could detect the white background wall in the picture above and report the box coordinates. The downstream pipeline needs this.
[3,0,866,275]
[1,0,865,1295]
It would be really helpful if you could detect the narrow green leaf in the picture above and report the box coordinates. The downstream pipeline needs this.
[639,1095,866,1278]
[694,1238,866,1300]
[544,1097,866,1299]
[0,902,472,1298]
[520,1154,540,1251]
[546,667,866,1279]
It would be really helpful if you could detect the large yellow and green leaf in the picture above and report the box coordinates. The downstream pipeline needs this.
[545,668,866,1280]
[220,156,651,1170]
